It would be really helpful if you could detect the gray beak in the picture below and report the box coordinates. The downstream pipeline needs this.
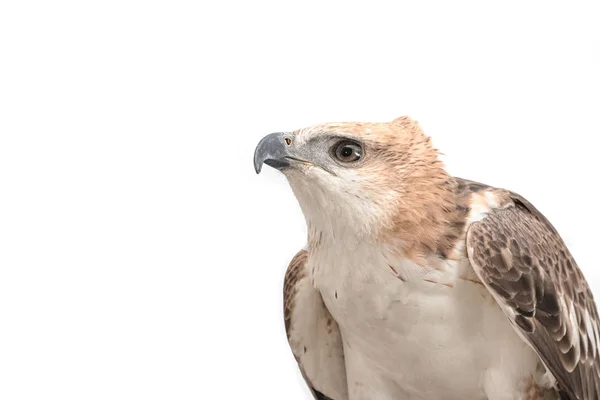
[253,132,293,174]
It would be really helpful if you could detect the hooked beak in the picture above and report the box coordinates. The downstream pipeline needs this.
[253,132,294,174]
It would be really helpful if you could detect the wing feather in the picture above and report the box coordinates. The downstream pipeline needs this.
[466,196,600,400]
[284,250,347,400]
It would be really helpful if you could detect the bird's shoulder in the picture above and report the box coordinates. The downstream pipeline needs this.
[283,249,348,400]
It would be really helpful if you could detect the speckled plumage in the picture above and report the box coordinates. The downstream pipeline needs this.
[467,193,600,399]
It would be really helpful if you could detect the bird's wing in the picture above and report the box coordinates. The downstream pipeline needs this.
[284,250,347,400]
[466,193,600,399]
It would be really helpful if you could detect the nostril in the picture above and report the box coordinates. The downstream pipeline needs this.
[284,137,292,146]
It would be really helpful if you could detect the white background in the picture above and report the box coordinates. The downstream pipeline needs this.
[0,1,598,399]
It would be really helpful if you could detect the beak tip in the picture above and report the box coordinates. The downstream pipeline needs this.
[254,132,289,175]
[253,151,263,174]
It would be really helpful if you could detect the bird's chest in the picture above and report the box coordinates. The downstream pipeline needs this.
[310,242,456,338]
[308,243,513,399]
[311,244,404,326]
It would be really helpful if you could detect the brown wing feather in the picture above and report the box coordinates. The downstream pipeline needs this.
[284,250,346,400]
[467,196,600,400]
[284,250,308,338]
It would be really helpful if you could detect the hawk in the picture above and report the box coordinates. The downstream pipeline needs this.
[253,117,600,400]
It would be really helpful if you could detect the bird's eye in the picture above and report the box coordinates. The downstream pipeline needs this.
[333,141,362,163]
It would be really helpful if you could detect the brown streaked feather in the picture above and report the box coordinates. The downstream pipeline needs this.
[466,191,600,400]
[284,250,308,338]
[283,250,346,400]
[435,178,473,260]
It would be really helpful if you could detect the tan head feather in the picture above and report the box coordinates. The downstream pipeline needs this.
[289,116,464,261]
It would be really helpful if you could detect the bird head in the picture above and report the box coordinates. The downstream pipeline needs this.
[254,117,453,245]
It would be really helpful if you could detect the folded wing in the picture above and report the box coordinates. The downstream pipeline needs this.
[467,194,600,399]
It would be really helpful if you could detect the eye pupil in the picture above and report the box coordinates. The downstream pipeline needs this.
[341,147,353,157]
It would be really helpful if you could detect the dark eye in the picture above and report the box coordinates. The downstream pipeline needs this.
[333,141,362,163]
